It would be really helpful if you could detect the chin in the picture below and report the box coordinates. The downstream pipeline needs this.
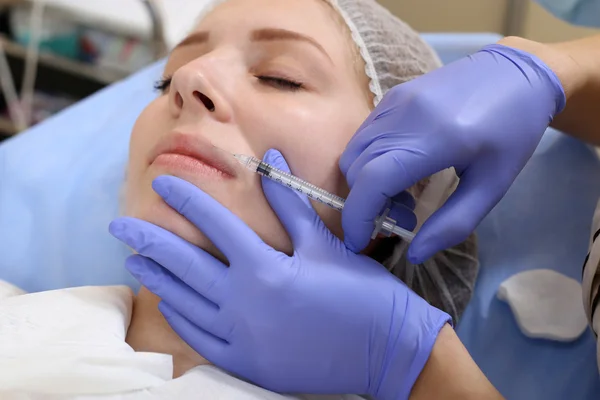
[125,174,294,259]
[129,196,225,259]
[127,195,295,264]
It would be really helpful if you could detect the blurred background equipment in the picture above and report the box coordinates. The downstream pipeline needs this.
[378,0,600,40]
[0,0,167,139]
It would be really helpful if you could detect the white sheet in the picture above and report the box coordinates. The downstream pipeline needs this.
[0,281,363,400]
[0,284,173,395]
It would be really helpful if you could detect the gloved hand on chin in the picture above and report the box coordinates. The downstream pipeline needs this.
[109,149,451,400]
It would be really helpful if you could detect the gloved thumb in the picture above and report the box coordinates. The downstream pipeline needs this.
[408,165,501,263]
[261,149,327,248]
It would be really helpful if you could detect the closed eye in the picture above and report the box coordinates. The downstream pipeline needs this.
[154,75,303,93]
[257,76,303,91]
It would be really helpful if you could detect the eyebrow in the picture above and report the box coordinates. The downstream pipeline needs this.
[251,28,332,63]
[175,31,210,48]
[174,28,332,64]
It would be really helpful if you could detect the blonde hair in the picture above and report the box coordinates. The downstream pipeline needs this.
[317,0,374,106]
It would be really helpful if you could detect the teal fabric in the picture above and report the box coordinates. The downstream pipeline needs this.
[536,0,600,28]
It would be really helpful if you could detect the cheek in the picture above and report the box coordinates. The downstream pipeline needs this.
[267,104,365,191]
[237,93,370,196]
[248,101,368,239]
[125,99,170,212]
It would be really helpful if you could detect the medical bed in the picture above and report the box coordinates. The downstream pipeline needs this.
[1,32,599,399]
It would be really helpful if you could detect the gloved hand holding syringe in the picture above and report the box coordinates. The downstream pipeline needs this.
[233,153,415,243]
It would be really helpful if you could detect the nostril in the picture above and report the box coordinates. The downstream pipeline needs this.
[175,92,183,108]
[193,91,215,112]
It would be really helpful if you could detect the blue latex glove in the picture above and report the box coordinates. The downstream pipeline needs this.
[339,44,566,263]
[109,149,451,400]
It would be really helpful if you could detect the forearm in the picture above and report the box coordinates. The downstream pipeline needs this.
[409,325,503,400]
[498,35,600,144]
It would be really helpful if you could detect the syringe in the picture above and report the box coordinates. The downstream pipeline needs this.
[233,153,415,243]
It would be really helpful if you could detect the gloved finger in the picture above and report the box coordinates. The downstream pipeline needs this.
[345,133,447,190]
[407,158,508,263]
[261,148,328,248]
[109,217,226,304]
[152,175,267,264]
[338,99,396,175]
[386,191,417,230]
[159,301,230,365]
[387,201,417,232]
[126,255,230,340]
[343,135,393,189]
[392,191,416,210]
[339,140,363,177]
[343,150,448,252]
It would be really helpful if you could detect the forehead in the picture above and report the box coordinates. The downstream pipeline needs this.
[192,0,352,64]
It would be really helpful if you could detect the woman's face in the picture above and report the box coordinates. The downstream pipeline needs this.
[125,0,372,257]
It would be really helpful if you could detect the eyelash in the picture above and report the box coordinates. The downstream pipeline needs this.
[257,76,304,92]
[154,76,172,92]
[152,75,304,93]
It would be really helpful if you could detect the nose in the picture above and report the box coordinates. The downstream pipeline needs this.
[169,61,232,122]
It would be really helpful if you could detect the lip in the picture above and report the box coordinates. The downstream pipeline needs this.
[149,132,239,178]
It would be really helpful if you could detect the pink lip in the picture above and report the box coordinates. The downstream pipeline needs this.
[149,132,238,179]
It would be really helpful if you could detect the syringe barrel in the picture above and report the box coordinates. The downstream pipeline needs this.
[236,154,415,243]
[257,161,346,211]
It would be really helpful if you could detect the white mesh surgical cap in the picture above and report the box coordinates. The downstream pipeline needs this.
[325,0,442,105]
